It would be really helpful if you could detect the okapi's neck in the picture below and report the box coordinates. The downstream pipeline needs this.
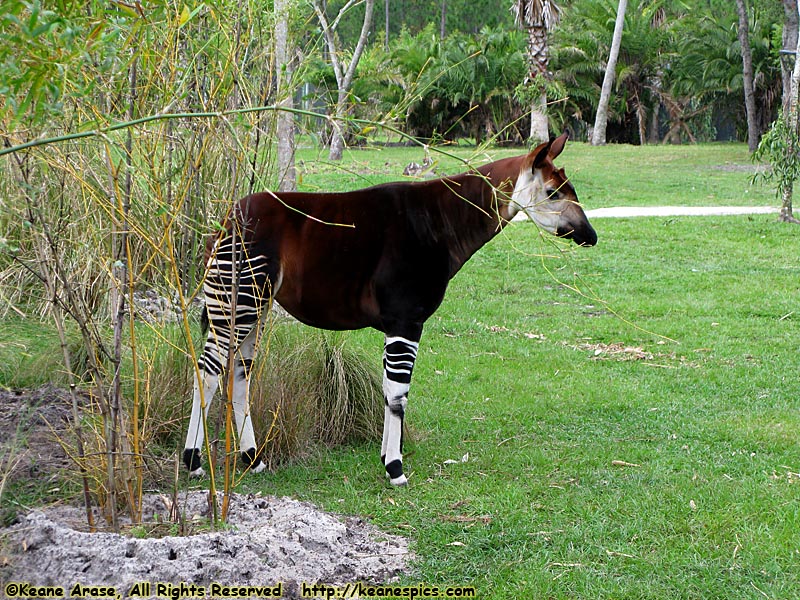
[481,154,532,223]
[440,155,528,277]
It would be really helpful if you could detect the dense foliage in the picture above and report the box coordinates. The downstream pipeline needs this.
[306,0,786,145]
[552,0,783,144]
[0,0,788,150]
[0,1,286,308]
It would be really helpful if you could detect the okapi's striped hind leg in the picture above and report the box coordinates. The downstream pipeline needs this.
[231,327,266,473]
[183,230,274,476]
[183,325,267,476]
[183,367,220,477]
[381,335,420,486]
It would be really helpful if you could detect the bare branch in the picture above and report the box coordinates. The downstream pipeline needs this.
[311,0,344,88]
[341,0,375,94]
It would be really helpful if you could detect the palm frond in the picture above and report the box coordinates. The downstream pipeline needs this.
[511,0,561,30]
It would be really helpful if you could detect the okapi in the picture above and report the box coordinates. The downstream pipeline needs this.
[184,133,596,485]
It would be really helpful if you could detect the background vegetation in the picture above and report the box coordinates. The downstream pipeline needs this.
[306,0,785,144]
[0,0,302,526]
[0,0,791,314]
[1,0,798,594]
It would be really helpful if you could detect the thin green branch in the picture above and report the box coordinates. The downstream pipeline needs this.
[0,105,473,170]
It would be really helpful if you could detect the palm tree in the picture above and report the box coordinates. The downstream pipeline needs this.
[667,6,780,142]
[386,26,526,143]
[512,0,561,143]
[554,0,678,144]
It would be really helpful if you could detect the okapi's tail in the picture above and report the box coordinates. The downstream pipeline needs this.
[199,225,225,338]
[200,304,210,335]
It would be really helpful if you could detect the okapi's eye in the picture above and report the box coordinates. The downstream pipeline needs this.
[546,188,558,198]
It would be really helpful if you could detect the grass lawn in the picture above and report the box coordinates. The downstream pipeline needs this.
[263,142,799,598]
[3,142,799,598]
[242,211,800,599]
[296,139,765,209]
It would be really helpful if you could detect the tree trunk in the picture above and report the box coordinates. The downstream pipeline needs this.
[735,0,760,152]
[330,89,348,162]
[530,93,549,143]
[781,0,798,115]
[526,24,550,144]
[275,0,296,192]
[788,0,800,121]
[592,0,627,146]
[781,0,800,222]
[648,103,659,143]
[780,184,799,222]
[636,97,647,145]
[440,0,446,39]
[384,0,390,50]
[314,0,375,161]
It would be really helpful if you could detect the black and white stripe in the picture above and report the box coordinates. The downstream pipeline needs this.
[199,234,270,376]
[183,231,272,475]
[381,335,419,485]
[383,336,419,387]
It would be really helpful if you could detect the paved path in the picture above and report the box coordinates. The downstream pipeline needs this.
[585,205,777,218]
[513,206,777,221]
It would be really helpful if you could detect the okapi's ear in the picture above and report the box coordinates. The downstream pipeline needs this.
[532,132,569,170]
[548,132,569,160]
[532,140,551,170]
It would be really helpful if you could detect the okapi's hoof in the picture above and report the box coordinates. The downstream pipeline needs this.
[241,448,266,474]
[389,474,408,486]
[385,459,407,486]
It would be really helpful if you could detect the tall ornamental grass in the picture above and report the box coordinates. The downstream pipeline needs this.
[0,1,383,529]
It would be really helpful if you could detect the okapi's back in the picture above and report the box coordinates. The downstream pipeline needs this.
[230,188,393,331]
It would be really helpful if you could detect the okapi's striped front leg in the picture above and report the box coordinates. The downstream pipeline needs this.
[381,335,420,486]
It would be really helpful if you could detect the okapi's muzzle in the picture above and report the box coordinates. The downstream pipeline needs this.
[521,133,597,249]
[558,218,597,247]
[557,203,597,247]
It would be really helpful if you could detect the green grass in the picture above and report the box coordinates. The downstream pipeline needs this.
[0,320,74,388]
[296,140,765,209]
[262,142,796,598]
[241,211,799,599]
[3,142,799,598]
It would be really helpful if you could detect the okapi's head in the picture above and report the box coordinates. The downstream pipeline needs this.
[511,133,597,247]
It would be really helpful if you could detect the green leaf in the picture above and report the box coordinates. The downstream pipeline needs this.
[26,2,40,35]
[178,4,191,27]
[178,3,206,29]
[111,1,140,18]
[86,20,106,46]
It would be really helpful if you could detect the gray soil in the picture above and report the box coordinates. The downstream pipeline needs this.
[0,388,410,598]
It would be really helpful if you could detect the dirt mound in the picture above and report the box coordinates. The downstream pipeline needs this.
[2,491,410,598]
[0,386,76,492]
